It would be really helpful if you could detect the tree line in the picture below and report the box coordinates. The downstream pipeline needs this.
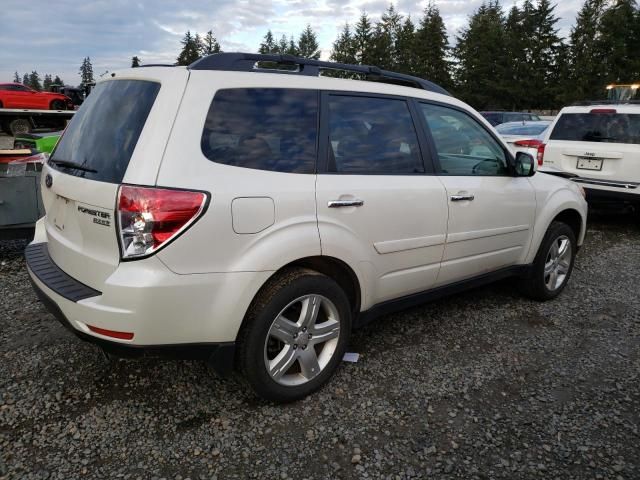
[13,71,64,91]
[11,0,639,109]
[172,0,639,110]
[329,0,640,110]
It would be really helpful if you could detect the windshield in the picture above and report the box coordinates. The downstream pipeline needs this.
[550,113,640,144]
[50,79,160,183]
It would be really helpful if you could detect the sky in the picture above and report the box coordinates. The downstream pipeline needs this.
[0,0,583,86]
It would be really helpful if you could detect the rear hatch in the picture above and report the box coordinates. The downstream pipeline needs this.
[40,68,189,289]
[543,108,640,186]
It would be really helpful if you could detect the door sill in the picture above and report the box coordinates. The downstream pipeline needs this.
[355,265,529,328]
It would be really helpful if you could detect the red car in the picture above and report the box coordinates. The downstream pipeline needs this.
[0,83,74,110]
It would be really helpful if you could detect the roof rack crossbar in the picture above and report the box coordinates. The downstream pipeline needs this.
[188,53,449,96]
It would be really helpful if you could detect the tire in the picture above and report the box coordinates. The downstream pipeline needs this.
[9,118,31,136]
[237,267,352,402]
[50,100,66,110]
[519,221,577,301]
[0,101,3,109]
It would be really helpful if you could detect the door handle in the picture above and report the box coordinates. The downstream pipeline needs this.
[328,199,364,208]
[450,194,475,202]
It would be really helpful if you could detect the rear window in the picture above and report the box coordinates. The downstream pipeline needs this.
[50,80,160,183]
[481,113,502,125]
[201,88,318,173]
[496,123,549,136]
[550,113,640,145]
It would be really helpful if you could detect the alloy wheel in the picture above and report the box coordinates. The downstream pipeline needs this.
[544,234,572,291]
[264,294,341,386]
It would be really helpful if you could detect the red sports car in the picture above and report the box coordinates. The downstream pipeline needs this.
[0,83,74,110]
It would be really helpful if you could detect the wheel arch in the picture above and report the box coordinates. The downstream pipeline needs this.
[551,208,583,243]
[234,255,363,344]
[525,188,587,264]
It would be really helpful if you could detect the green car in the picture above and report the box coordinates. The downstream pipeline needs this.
[13,131,62,153]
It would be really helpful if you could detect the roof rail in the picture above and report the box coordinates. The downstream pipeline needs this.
[188,52,450,96]
[572,99,640,106]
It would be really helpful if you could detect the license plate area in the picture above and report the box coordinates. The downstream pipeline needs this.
[576,157,603,171]
[51,195,70,231]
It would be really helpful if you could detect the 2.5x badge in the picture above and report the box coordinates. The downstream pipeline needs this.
[77,206,111,227]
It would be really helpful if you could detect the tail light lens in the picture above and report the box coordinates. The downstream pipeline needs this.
[117,185,208,259]
[513,139,543,148]
[536,143,546,166]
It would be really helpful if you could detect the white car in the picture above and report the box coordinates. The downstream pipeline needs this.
[540,104,640,206]
[496,120,551,163]
[25,53,588,402]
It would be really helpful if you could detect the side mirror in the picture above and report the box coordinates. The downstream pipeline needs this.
[513,152,535,177]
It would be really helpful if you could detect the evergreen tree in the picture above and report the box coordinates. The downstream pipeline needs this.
[297,25,321,59]
[29,71,42,91]
[79,57,94,85]
[354,12,375,64]
[523,0,564,108]
[259,30,277,54]
[22,73,29,86]
[330,23,358,64]
[43,74,53,91]
[131,56,141,67]
[563,0,608,103]
[176,31,201,65]
[599,0,640,83]
[278,34,289,54]
[369,4,403,69]
[201,30,221,55]
[453,1,510,108]
[53,75,64,86]
[502,5,530,108]
[415,2,451,89]
[287,36,298,56]
[396,17,417,75]
[13,71,20,83]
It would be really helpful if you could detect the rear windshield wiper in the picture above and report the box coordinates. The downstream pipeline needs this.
[49,159,98,173]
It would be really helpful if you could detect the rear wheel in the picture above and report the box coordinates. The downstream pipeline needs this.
[50,100,66,110]
[9,118,31,136]
[238,268,351,402]
[519,221,576,301]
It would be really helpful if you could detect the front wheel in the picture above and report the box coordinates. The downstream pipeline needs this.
[50,100,66,110]
[519,221,577,301]
[237,268,351,402]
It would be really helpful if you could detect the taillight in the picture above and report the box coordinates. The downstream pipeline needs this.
[536,143,546,166]
[513,139,543,148]
[117,185,208,259]
[590,108,617,114]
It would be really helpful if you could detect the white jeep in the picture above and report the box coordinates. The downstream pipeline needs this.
[540,103,640,207]
[26,53,588,402]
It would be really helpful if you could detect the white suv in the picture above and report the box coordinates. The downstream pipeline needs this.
[540,104,640,207]
[26,53,588,402]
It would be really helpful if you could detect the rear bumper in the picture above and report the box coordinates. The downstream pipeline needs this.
[25,241,273,373]
[582,186,640,205]
[27,274,235,375]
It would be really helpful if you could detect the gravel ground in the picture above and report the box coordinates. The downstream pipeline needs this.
[1,212,639,480]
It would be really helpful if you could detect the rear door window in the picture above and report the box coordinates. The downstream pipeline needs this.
[326,95,424,174]
[201,88,318,173]
[50,80,160,183]
[550,113,640,145]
